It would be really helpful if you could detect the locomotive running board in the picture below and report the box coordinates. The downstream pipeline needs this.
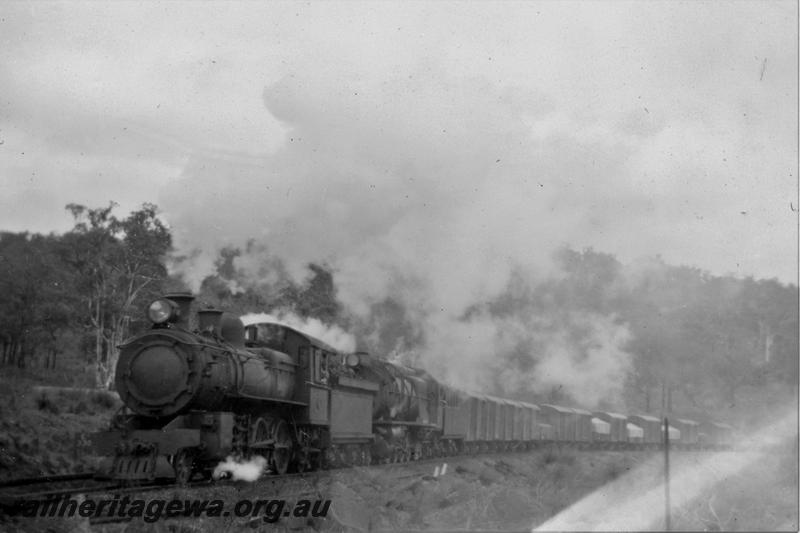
[228,392,308,406]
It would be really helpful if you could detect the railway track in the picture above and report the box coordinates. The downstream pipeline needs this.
[0,441,726,504]
[0,465,343,513]
[0,445,518,507]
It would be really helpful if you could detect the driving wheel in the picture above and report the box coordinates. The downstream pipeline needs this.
[271,419,292,475]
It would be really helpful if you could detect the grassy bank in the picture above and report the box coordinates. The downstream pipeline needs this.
[0,370,120,480]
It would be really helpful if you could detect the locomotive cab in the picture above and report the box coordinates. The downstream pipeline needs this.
[242,320,379,468]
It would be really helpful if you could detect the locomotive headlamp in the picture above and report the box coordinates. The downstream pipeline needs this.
[147,298,178,324]
[345,353,361,368]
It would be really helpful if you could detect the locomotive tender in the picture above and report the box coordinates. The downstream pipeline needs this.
[92,293,734,483]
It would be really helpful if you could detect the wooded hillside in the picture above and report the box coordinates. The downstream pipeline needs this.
[1,203,796,423]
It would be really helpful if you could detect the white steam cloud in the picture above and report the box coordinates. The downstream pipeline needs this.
[520,313,633,407]
[212,455,268,482]
[241,311,357,353]
[417,310,633,406]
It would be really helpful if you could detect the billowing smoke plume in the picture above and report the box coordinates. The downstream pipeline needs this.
[163,68,638,408]
[512,313,633,407]
[241,311,356,353]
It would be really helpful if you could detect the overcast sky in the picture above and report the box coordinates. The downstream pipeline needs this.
[1,1,797,288]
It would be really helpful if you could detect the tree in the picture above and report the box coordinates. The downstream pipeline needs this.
[61,203,171,389]
[277,263,341,322]
[193,245,342,324]
[0,232,75,368]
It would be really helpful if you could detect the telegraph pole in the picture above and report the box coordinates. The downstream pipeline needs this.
[664,416,671,531]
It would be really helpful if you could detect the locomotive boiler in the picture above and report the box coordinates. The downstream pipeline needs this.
[348,355,443,461]
[116,296,296,418]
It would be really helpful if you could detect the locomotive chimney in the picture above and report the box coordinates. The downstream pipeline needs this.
[164,292,194,329]
[198,308,223,336]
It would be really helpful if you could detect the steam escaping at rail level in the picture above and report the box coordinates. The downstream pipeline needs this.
[212,455,268,482]
[240,311,357,353]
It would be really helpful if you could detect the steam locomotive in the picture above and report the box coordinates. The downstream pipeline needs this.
[92,293,734,484]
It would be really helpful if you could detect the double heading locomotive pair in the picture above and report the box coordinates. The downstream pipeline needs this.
[93,293,734,483]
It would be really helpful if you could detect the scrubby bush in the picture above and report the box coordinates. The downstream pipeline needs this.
[603,461,625,481]
[30,386,120,415]
[540,448,559,465]
[559,451,577,466]
[90,390,118,410]
[72,401,89,415]
[34,392,60,415]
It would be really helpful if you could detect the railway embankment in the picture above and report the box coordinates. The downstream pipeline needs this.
[1,374,796,532]
[0,372,121,481]
[3,448,796,531]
